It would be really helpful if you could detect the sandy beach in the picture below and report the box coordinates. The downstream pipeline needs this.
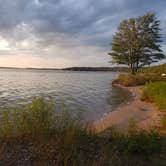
[94,84,162,132]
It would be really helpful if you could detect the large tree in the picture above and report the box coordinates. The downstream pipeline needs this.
[109,13,165,74]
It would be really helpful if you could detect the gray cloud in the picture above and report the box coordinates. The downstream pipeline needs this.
[0,0,165,67]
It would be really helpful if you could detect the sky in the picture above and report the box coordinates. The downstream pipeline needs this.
[0,0,166,68]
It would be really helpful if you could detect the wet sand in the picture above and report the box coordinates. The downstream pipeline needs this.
[94,84,161,132]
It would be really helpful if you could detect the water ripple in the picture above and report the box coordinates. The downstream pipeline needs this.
[0,69,129,121]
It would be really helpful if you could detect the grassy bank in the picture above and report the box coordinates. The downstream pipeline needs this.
[113,69,166,129]
[141,82,166,110]
[140,63,166,74]
[113,73,166,86]
[113,63,166,86]
[0,98,165,166]
[141,82,166,130]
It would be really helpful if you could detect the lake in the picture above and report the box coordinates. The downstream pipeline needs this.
[0,69,130,121]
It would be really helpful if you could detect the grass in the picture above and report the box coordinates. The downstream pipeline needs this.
[113,73,166,86]
[0,98,165,166]
[141,82,166,110]
[113,63,166,87]
[141,82,166,131]
[140,63,166,75]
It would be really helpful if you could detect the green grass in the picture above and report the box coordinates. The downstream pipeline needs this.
[141,82,166,110]
[113,73,166,86]
[0,98,165,165]
[141,82,166,131]
[113,63,166,87]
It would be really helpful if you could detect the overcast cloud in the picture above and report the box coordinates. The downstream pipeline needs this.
[0,0,165,68]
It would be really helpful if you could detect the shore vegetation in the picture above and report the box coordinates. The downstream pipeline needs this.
[0,98,165,165]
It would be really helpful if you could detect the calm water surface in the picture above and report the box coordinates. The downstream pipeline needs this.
[0,69,130,121]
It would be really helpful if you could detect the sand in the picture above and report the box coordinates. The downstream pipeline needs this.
[94,84,162,132]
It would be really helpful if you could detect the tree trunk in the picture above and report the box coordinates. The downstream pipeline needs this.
[130,63,136,74]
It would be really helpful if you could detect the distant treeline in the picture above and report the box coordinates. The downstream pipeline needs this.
[0,63,165,73]
[63,67,129,72]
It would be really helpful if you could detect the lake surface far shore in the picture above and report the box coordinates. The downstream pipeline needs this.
[94,84,162,132]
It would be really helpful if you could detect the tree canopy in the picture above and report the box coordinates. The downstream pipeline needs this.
[109,13,165,74]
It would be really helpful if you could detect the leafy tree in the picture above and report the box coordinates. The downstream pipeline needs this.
[109,13,165,74]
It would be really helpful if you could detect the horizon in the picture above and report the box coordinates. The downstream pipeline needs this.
[0,0,166,68]
[0,63,165,70]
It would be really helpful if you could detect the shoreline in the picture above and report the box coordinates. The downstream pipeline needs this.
[94,84,161,132]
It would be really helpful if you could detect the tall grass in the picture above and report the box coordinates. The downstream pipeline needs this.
[0,98,54,139]
[141,82,166,110]
[0,98,165,165]
[141,82,166,131]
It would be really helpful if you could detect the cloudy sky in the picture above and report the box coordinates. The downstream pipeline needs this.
[0,0,165,68]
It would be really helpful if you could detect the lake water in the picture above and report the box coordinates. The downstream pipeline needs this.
[0,69,130,121]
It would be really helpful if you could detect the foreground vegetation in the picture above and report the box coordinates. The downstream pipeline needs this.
[0,98,165,166]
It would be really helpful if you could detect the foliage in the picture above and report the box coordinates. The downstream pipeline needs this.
[141,82,166,110]
[109,13,165,74]
[161,114,166,129]
[140,63,166,74]
[141,82,166,132]
[0,98,54,139]
[120,125,161,154]
[113,73,166,86]
[0,98,165,165]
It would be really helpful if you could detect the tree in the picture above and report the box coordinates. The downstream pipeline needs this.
[108,13,165,74]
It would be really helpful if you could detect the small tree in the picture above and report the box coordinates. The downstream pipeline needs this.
[109,13,165,74]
